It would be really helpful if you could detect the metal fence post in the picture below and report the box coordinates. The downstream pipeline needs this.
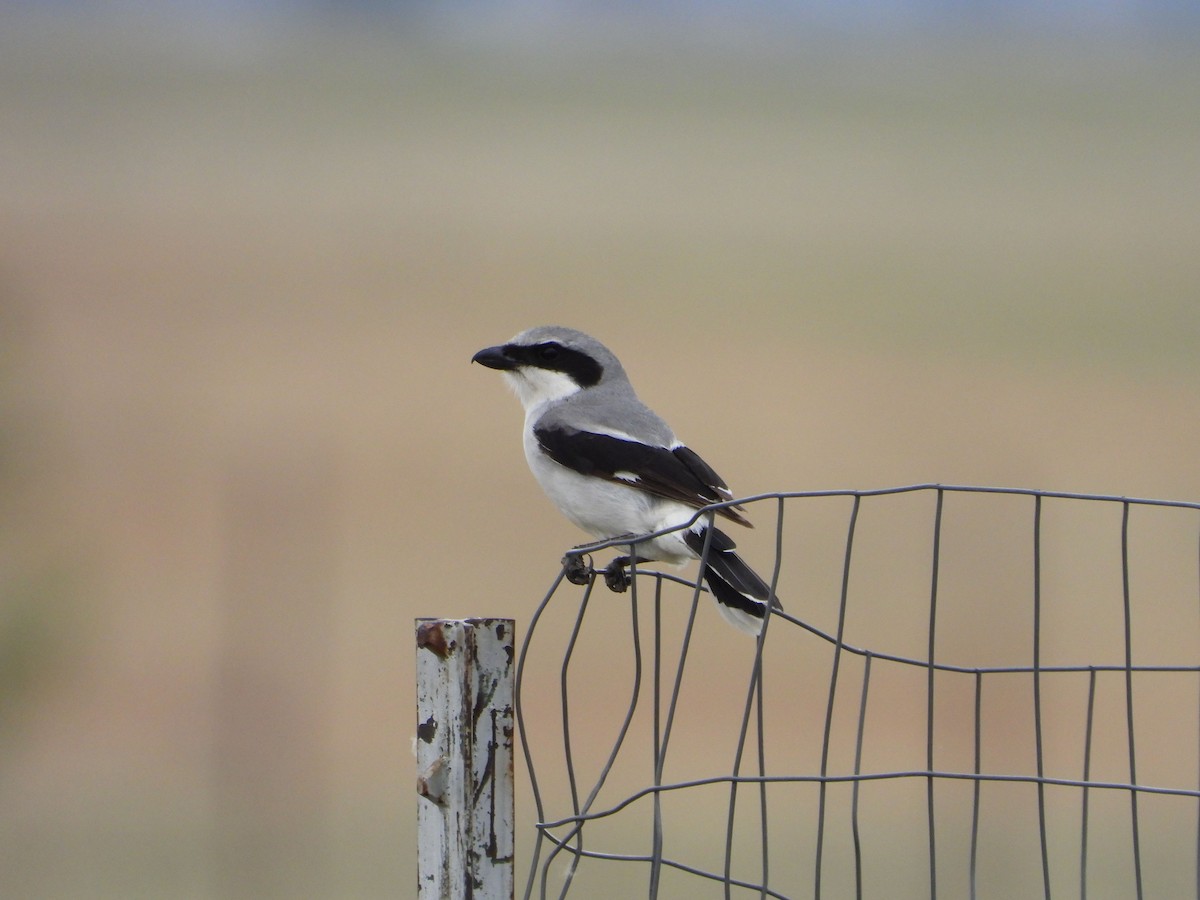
[416,618,515,900]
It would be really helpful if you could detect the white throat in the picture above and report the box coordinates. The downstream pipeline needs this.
[503,368,582,415]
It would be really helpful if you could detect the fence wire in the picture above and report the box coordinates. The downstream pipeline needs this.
[514,485,1200,900]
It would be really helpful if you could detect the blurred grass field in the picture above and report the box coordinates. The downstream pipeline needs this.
[1,11,1199,898]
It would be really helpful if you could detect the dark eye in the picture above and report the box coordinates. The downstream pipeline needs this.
[537,344,560,362]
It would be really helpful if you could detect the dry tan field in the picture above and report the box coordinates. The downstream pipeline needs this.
[2,16,1198,898]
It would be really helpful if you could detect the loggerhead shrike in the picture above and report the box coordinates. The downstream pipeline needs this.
[472,325,782,634]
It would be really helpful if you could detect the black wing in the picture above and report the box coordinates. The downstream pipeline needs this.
[534,425,751,527]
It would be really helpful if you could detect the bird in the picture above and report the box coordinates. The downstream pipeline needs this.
[472,325,782,634]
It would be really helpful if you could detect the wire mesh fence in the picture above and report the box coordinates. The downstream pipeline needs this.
[513,485,1200,900]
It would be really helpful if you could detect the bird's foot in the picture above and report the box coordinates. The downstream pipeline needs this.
[561,553,593,586]
[603,558,632,593]
[565,538,645,591]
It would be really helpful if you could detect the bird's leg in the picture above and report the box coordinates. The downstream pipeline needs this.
[563,534,644,590]
[603,554,651,593]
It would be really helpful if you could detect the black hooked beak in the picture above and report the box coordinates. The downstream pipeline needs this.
[471,344,519,371]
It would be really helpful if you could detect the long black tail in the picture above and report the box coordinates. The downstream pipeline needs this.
[684,527,783,635]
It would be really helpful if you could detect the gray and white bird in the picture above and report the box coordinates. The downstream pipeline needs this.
[472,325,781,634]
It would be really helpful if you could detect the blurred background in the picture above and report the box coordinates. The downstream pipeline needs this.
[2,1,1199,897]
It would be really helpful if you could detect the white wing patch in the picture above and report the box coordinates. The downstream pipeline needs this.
[588,424,671,447]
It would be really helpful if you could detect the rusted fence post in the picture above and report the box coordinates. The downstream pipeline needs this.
[415,618,515,899]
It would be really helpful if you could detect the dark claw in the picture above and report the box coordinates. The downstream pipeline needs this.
[603,558,632,593]
[562,553,592,586]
